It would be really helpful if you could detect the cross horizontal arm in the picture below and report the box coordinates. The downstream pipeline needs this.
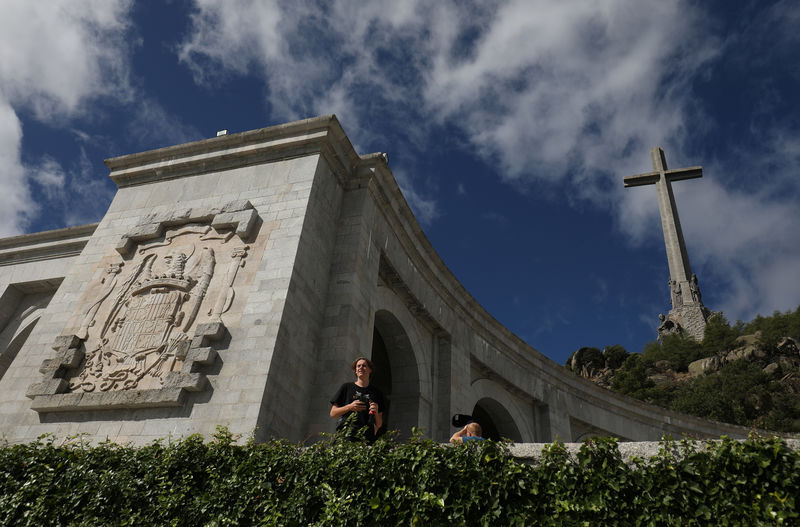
[664,166,702,181]
[623,166,703,187]
[623,171,659,187]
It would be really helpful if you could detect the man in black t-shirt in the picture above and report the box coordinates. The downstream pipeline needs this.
[330,357,385,443]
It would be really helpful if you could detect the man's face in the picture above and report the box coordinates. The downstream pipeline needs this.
[355,360,372,377]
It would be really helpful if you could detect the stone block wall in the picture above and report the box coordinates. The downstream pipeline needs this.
[0,148,320,444]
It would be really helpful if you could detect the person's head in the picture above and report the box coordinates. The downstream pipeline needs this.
[351,356,374,378]
[465,422,482,437]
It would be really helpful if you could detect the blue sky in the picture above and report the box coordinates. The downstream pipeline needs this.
[1,0,799,366]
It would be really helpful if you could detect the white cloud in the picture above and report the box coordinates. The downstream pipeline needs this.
[0,0,133,119]
[127,98,203,150]
[679,177,800,321]
[63,148,117,227]
[0,0,134,234]
[178,0,714,196]
[178,0,800,322]
[29,156,67,201]
[0,102,32,236]
[424,0,717,191]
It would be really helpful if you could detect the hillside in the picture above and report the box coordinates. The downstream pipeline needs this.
[566,307,800,433]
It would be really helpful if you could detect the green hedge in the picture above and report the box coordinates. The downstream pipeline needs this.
[2,430,798,526]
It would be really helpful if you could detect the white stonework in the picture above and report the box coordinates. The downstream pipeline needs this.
[0,116,771,445]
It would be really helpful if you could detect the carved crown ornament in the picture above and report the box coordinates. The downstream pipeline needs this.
[27,200,266,412]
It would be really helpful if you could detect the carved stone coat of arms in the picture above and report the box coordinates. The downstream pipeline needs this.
[27,200,264,411]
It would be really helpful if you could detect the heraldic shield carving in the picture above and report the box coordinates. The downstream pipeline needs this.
[27,200,264,412]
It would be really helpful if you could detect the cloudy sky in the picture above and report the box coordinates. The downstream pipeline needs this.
[2,0,798,365]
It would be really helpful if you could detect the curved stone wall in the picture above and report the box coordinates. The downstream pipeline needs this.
[312,124,763,443]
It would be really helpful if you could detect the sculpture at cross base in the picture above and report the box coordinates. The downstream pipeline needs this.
[624,147,713,341]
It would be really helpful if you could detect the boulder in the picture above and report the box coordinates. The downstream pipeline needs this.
[688,356,720,377]
[734,332,761,347]
[763,363,780,377]
[726,340,767,362]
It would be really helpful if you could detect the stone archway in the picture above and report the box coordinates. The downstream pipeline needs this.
[464,378,533,442]
[472,398,523,442]
[372,310,420,440]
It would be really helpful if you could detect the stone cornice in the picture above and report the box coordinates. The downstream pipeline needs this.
[105,115,360,188]
[0,224,97,267]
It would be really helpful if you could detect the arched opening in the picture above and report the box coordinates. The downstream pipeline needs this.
[372,310,420,440]
[0,312,42,382]
[370,327,393,433]
[472,398,522,442]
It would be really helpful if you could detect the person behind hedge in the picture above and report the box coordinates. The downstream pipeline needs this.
[450,421,484,444]
[330,356,385,443]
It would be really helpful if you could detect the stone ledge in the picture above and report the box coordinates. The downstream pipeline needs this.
[0,223,97,266]
[29,388,187,412]
[504,438,800,464]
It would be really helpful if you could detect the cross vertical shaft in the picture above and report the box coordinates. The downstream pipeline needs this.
[650,148,693,285]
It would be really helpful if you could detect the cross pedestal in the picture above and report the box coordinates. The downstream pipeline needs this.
[625,147,711,341]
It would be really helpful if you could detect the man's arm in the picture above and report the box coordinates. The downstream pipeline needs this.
[449,425,468,444]
[330,400,365,419]
[368,400,383,433]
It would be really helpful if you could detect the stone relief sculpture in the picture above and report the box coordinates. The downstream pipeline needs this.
[76,263,123,340]
[210,245,248,320]
[27,200,265,411]
[669,279,682,308]
[67,236,241,393]
[690,274,702,304]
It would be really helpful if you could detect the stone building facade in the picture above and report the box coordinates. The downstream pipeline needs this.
[0,116,754,444]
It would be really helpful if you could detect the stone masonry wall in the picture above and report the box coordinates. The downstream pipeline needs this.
[0,154,317,445]
[255,156,345,442]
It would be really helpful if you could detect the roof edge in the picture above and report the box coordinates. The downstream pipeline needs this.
[105,115,360,188]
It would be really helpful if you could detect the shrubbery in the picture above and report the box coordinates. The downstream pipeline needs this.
[570,306,800,432]
[2,429,799,526]
[743,306,800,352]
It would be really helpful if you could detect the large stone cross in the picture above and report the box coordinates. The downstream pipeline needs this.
[624,147,702,303]
[625,147,710,340]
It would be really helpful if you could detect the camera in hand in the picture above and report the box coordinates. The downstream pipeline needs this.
[354,390,375,415]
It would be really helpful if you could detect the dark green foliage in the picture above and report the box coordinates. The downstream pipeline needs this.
[700,313,741,357]
[611,354,660,402]
[570,307,800,432]
[764,392,800,433]
[641,335,702,372]
[742,306,800,351]
[565,347,604,373]
[602,344,628,370]
[2,431,799,526]
[670,360,772,426]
